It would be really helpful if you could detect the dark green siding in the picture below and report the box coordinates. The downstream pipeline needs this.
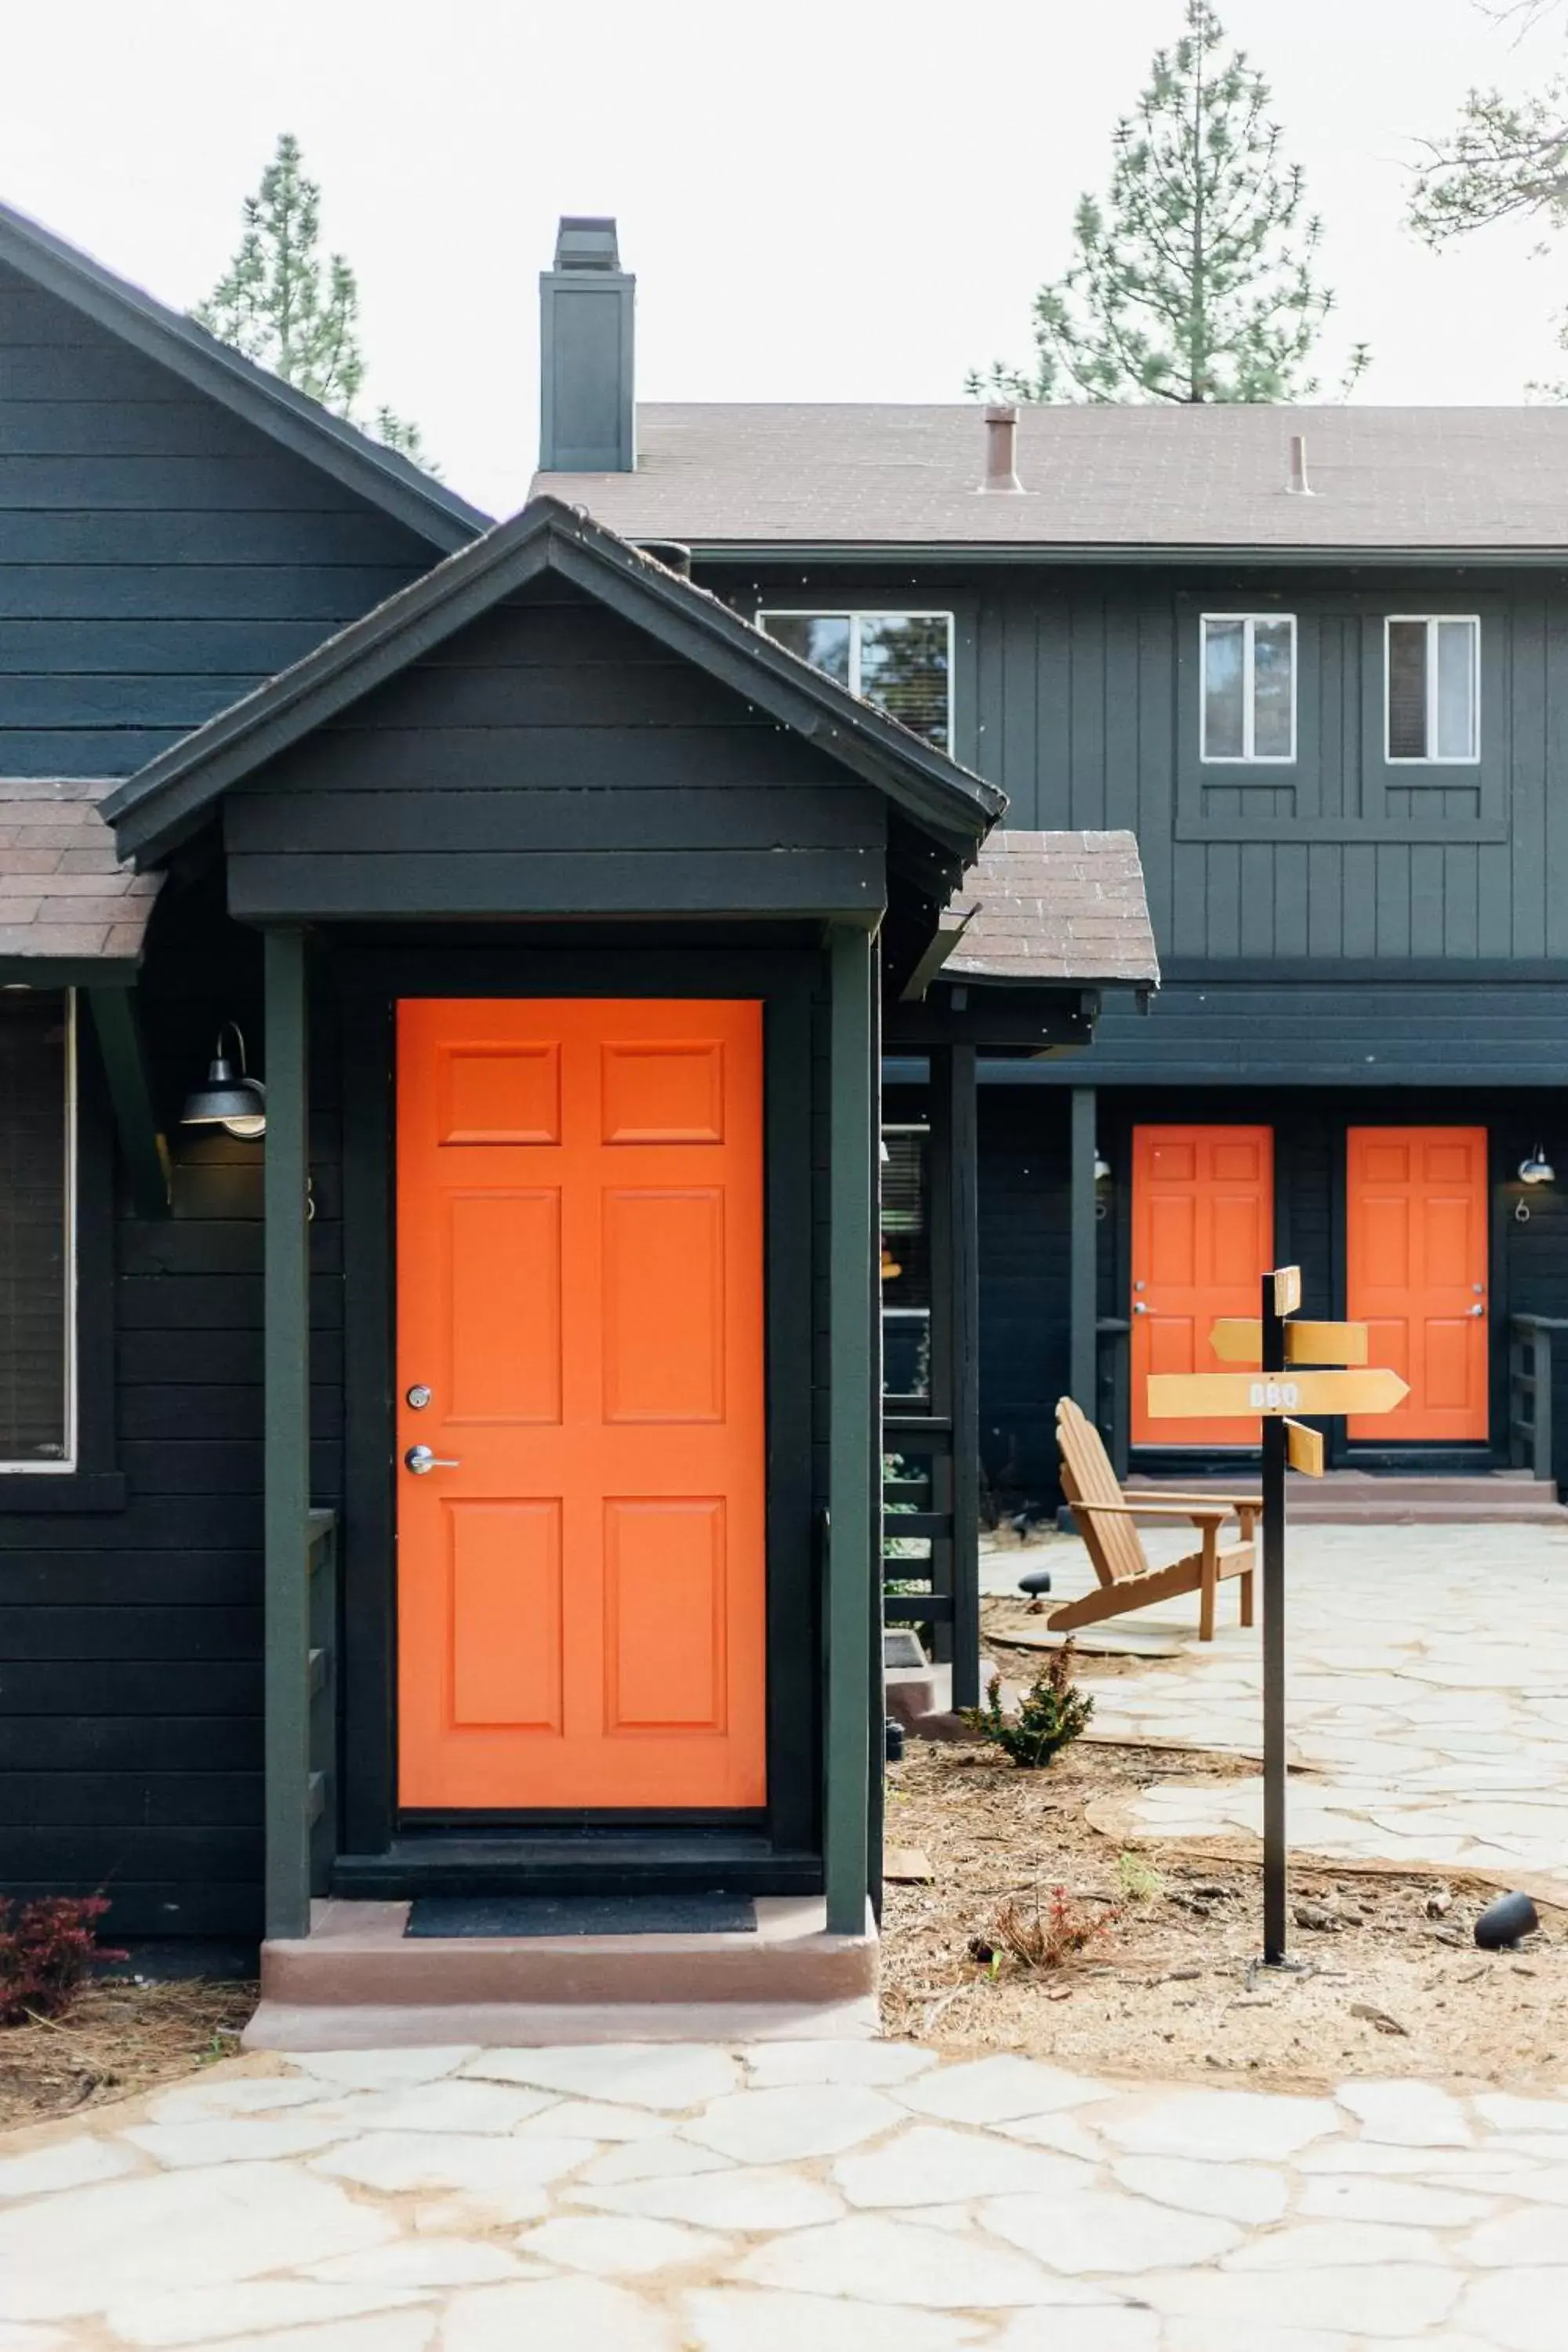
[718,561,1568,965]
[0,878,341,1943]
[0,261,436,776]
[224,587,888,920]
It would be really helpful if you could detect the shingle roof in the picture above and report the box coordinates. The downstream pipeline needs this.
[0,780,161,963]
[535,404,1568,554]
[942,829,1159,988]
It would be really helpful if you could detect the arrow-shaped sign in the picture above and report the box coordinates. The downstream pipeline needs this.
[1145,1368,1410,1419]
[1210,1319,1370,1366]
[1272,1265,1301,1316]
[1285,1418,1325,1476]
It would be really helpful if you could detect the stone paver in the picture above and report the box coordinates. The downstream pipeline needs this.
[1022,1522,1568,1886]
[4,2040,1568,2344]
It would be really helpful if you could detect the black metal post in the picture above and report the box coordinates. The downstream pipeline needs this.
[1261,1272,1288,1965]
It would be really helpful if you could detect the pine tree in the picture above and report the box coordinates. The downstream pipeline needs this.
[971,2,1367,405]
[1408,5,1568,396]
[194,133,434,468]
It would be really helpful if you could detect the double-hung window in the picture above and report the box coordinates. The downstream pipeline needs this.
[1200,613,1297,762]
[757,610,954,753]
[1386,617,1479,762]
[0,990,74,1472]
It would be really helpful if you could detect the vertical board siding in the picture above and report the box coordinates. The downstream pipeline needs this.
[0,260,436,776]
[977,1087,1070,1501]
[718,561,1558,967]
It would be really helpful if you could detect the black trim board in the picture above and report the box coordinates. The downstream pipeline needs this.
[103,500,1004,866]
[0,198,488,554]
[335,944,822,1892]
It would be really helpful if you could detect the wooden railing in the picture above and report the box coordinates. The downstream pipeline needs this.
[1509,1316,1568,1485]
[881,1416,980,1709]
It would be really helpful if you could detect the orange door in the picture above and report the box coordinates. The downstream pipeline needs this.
[1346,1128,1488,1442]
[396,999,767,1811]
[1131,1126,1274,1447]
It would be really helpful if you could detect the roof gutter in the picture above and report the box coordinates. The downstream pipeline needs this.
[673,541,1568,571]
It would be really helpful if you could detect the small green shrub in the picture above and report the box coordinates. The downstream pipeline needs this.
[1116,1849,1165,1905]
[964,1642,1094,1769]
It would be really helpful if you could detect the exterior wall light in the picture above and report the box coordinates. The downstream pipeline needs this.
[1094,1151,1112,1185]
[1519,1145,1555,1187]
[182,1023,267,1139]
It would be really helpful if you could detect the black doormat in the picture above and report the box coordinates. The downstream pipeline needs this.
[405,1892,757,1939]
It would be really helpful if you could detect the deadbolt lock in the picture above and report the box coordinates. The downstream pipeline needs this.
[405,1384,432,1410]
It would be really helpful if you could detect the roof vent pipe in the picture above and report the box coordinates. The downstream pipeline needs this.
[1285,434,1313,497]
[637,539,692,578]
[980,404,1023,494]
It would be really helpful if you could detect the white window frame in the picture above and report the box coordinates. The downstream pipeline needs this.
[756,608,956,754]
[1199,612,1298,764]
[1,987,78,1475]
[1385,615,1482,765]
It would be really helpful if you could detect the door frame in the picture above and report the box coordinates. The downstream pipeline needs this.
[334,943,820,1868]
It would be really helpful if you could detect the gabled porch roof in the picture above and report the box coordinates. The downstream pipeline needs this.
[102,497,1006,872]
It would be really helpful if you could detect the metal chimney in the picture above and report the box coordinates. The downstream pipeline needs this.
[1285,434,1313,496]
[980,404,1023,494]
[539,216,635,474]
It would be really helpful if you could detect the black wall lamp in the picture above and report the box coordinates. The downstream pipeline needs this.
[1515,1142,1555,1222]
[182,1023,267,1139]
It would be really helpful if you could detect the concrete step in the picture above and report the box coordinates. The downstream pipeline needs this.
[244,1895,879,2051]
[1125,1469,1568,1526]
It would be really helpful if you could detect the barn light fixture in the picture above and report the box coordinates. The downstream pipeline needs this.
[1519,1144,1556,1187]
[182,1022,267,1139]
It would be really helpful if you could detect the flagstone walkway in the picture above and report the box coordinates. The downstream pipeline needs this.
[993,1523,1568,1895]
[6,2040,1568,2347]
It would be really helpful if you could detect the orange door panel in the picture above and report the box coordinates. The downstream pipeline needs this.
[1131,1126,1273,1447]
[1346,1128,1487,1443]
[396,1000,767,1810]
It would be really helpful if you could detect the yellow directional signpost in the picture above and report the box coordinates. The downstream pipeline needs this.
[1145,1268,1408,1965]
[1208,1319,1370,1367]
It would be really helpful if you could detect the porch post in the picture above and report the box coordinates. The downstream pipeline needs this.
[263,927,312,1942]
[826,923,877,1936]
[1069,1087,1098,1414]
[940,1044,982,1710]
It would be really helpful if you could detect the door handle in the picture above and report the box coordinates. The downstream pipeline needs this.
[1468,1304,1486,1318]
[1133,1301,1150,1315]
[405,1444,460,1475]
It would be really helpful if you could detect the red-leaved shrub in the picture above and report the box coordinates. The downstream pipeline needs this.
[0,1895,125,2024]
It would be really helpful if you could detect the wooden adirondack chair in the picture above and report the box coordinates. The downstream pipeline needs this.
[1052,1397,1259,1642]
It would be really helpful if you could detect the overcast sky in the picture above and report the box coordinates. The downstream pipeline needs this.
[5,0,1567,516]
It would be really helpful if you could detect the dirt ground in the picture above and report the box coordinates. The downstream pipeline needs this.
[0,1977,256,2131]
[883,1630,1568,2092]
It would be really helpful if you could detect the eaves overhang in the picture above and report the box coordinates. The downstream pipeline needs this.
[677,541,1568,570]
